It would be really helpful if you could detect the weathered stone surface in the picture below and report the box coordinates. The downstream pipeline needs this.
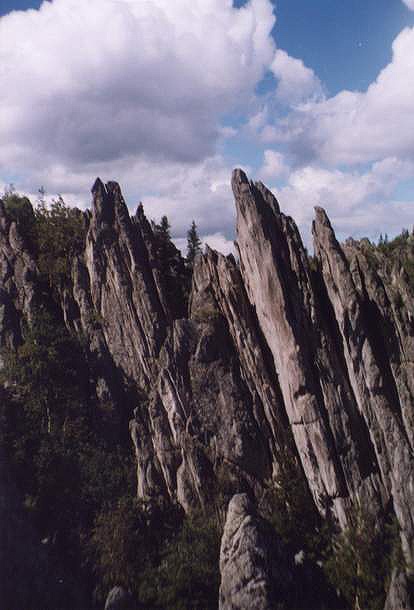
[313,207,414,563]
[0,200,39,356]
[104,586,133,610]
[384,569,413,610]
[84,179,169,390]
[232,169,384,526]
[219,493,279,610]
[192,247,293,480]
[343,239,414,450]
[3,171,414,605]
[130,283,272,511]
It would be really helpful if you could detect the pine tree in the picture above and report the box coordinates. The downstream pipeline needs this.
[153,215,173,275]
[186,220,202,269]
[152,215,188,317]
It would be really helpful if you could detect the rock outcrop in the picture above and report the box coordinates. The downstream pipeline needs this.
[104,587,133,610]
[1,169,414,609]
[232,169,386,528]
[219,494,280,610]
[313,207,414,562]
[384,570,413,610]
[0,198,39,355]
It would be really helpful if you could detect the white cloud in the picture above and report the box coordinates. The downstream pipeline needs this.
[262,27,414,167]
[0,0,275,175]
[258,149,289,180]
[174,232,235,256]
[272,157,414,245]
[136,156,238,240]
[402,0,414,10]
[202,233,235,255]
[270,49,323,105]
[2,0,413,251]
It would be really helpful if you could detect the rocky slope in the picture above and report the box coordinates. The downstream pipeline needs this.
[1,170,414,609]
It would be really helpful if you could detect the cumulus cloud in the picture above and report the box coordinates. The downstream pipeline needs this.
[263,27,414,166]
[2,0,413,250]
[174,232,235,257]
[136,156,238,240]
[0,0,275,173]
[402,0,414,10]
[270,49,323,105]
[258,149,289,180]
[273,157,414,245]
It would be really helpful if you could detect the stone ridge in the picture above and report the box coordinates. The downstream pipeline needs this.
[1,170,414,608]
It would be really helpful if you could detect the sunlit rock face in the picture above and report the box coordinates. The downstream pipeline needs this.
[219,494,277,610]
[2,170,414,608]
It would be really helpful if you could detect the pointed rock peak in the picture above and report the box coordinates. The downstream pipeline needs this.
[106,181,123,200]
[135,202,145,219]
[312,207,338,245]
[254,180,280,215]
[105,181,131,222]
[90,177,115,226]
[232,169,281,217]
[314,206,332,229]
[312,206,345,263]
[231,168,252,199]
[91,177,106,197]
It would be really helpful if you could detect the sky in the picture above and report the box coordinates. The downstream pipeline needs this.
[1,0,414,253]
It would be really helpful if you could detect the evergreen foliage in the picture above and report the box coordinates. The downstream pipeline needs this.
[139,511,221,610]
[0,188,412,609]
[33,196,86,286]
[186,220,202,269]
[152,215,189,317]
[323,509,404,610]
[1,187,86,288]
[0,308,135,610]
[2,185,36,240]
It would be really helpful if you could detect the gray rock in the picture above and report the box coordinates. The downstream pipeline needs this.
[0,199,39,357]
[3,171,414,599]
[384,570,413,610]
[83,179,169,390]
[232,168,383,527]
[313,206,414,563]
[104,586,133,610]
[219,494,275,610]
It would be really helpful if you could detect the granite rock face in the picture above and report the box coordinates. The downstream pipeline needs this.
[1,171,414,608]
[0,199,39,355]
[313,207,414,562]
[219,494,277,610]
[232,169,385,527]
[384,570,413,610]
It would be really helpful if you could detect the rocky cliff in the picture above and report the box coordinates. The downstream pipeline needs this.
[1,169,413,610]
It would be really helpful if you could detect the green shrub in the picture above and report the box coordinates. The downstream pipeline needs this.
[34,196,86,286]
[323,509,404,610]
[2,189,36,239]
[139,511,221,610]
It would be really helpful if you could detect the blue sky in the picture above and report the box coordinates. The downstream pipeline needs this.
[1,0,414,251]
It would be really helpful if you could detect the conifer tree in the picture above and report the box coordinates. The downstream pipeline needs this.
[186,220,202,268]
[153,215,173,275]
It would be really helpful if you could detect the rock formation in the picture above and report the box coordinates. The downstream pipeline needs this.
[219,494,280,610]
[1,168,414,609]
[104,587,133,610]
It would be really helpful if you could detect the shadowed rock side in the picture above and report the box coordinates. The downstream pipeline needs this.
[232,169,385,528]
[0,199,39,355]
[313,207,414,564]
[84,179,169,389]
[384,570,413,610]
[1,172,414,609]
